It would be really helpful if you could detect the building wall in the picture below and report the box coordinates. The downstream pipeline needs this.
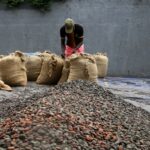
[0,0,150,77]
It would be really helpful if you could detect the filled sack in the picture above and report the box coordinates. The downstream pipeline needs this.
[67,53,98,83]
[58,59,70,84]
[25,55,42,81]
[0,80,12,91]
[37,51,52,58]
[0,51,27,86]
[0,55,5,58]
[93,53,108,78]
[36,54,64,85]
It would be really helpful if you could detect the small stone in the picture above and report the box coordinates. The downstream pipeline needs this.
[63,147,71,150]
[37,129,46,135]
[0,141,7,148]
[19,134,26,141]
[0,148,6,150]
[8,147,15,150]
[85,135,93,141]
[30,141,41,147]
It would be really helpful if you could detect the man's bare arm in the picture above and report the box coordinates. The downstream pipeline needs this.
[74,36,83,51]
[61,38,65,57]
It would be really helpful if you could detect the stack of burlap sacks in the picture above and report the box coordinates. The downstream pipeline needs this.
[0,51,108,91]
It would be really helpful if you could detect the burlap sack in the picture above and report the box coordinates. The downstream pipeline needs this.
[37,51,52,58]
[0,80,12,91]
[67,53,98,83]
[0,51,27,86]
[36,54,64,85]
[25,55,42,81]
[0,55,5,58]
[58,59,70,84]
[93,53,108,78]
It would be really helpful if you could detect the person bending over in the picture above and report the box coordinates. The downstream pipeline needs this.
[60,18,84,58]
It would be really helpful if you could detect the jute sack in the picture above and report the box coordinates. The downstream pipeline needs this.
[37,51,52,58]
[93,53,108,78]
[0,80,12,91]
[25,55,42,81]
[0,51,27,86]
[36,54,64,85]
[67,53,98,83]
[58,59,70,84]
[0,55,5,58]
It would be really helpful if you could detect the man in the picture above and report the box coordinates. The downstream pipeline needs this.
[60,18,84,58]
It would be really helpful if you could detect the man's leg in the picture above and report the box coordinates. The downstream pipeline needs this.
[76,44,85,54]
[65,45,73,57]
[65,44,85,57]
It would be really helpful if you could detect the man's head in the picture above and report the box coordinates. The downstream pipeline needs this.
[64,18,74,34]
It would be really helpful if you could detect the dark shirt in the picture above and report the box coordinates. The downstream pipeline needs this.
[60,24,84,48]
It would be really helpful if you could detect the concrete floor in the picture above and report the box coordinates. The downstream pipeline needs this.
[98,77,150,113]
